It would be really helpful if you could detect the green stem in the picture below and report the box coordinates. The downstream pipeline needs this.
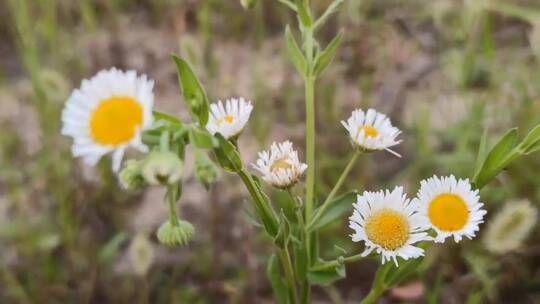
[304,75,316,221]
[238,169,279,236]
[278,248,299,304]
[360,287,385,304]
[307,151,360,230]
[167,186,180,227]
[310,253,364,272]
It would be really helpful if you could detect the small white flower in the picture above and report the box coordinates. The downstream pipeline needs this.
[206,97,253,139]
[415,175,487,243]
[483,200,537,254]
[252,141,307,189]
[61,68,154,171]
[349,186,431,266]
[341,108,402,157]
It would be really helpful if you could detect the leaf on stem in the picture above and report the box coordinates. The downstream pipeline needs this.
[310,191,358,230]
[171,54,209,126]
[313,0,345,32]
[313,30,343,77]
[285,26,308,75]
[188,125,217,149]
[213,134,243,172]
[266,254,289,304]
[307,260,346,286]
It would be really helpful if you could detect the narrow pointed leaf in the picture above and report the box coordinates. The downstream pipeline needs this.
[285,26,307,74]
[313,30,343,76]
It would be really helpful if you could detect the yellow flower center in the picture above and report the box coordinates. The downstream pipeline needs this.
[217,114,235,126]
[428,194,469,232]
[357,125,379,138]
[365,208,410,250]
[90,96,143,146]
[270,157,292,172]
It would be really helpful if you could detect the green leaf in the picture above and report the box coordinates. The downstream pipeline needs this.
[310,191,357,230]
[313,30,343,76]
[273,211,291,248]
[295,0,312,27]
[518,124,540,154]
[188,126,216,149]
[213,134,243,172]
[313,0,344,32]
[285,26,307,74]
[307,262,346,286]
[171,54,209,126]
[473,128,518,189]
[98,232,128,264]
[384,258,423,287]
[266,254,289,304]
[472,128,490,180]
[152,110,183,126]
[242,208,263,228]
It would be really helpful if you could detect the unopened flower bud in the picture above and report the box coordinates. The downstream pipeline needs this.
[195,152,219,190]
[128,233,154,276]
[119,159,146,189]
[156,220,195,247]
[142,151,183,185]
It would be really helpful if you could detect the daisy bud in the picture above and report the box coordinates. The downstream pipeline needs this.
[341,108,402,157]
[142,151,183,186]
[128,233,154,277]
[156,220,194,247]
[252,141,307,189]
[119,159,146,190]
[483,200,537,254]
[194,152,219,190]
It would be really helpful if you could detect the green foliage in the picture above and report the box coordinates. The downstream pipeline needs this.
[313,30,343,77]
[171,54,209,126]
[310,191,357,230]
[267,254,289,304]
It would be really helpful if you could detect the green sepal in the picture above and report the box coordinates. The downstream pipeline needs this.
[171,54,209,126]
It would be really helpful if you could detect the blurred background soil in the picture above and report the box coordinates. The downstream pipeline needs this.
[1,0,540,303]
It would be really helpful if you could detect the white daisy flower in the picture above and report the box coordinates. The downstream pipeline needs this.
[341,108,402,157]
[252,141,307,189]
[206,97,253,139]
[415,175,487,243]
[349,186,431,266]
[61,68,154,171]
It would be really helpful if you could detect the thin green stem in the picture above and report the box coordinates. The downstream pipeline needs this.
[307,151,360,230]
[360,287,385,304]
[167,186,180,226]
[304,76,316,221]
[278,248,299,304]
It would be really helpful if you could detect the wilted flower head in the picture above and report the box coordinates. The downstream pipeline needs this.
[128,233,154,276]
[341,108,402,157]
[349,186,431,266]
[157,220,195,247]
[61,68,154,171]
[142,151,183,185]
[206,97,253,139]
[252,141,307,189]
[415,175,487,243]
[483,200,538,254]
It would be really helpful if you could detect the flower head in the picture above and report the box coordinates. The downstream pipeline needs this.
[349,186,431,266]
[157,220,195,247]
[61,68,154,171]
[252,141,307,189]
[415,175,487,243]
[206,97,253,139]
[483,200,537,254]
[142,151,183,186]
[341,108,402,157]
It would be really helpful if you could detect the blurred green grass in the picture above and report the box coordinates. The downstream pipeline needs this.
[1,0,540,302]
